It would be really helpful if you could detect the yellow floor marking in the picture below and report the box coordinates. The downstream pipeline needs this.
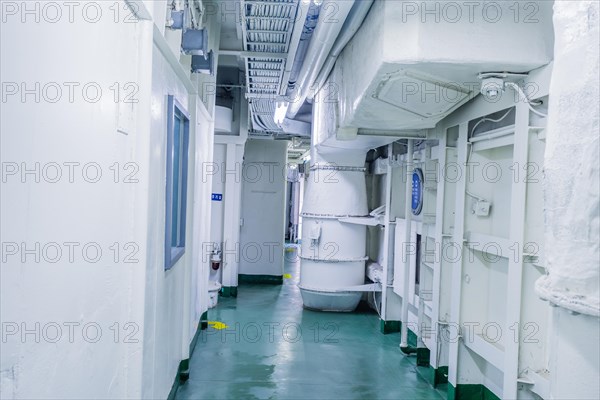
[283,273,292,279]
[208,321,228,330]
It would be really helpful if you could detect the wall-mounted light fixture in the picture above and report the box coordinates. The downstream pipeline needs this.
[478,72,547,117]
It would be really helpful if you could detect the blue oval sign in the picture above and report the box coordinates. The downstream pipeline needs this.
[411,168,424,215]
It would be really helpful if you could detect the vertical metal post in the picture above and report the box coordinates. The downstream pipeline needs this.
[448,122,469,387]
[503,100,530,398]
[400,139,414,347]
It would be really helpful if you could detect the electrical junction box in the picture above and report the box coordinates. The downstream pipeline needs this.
[168,10,184,30]
[191,51,214,75]
[182,28,209,56]
[308,223,321,247]
[475,200,491,217]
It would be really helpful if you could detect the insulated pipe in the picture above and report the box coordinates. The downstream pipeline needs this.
[281,1,320,95]
[358,129,428,138]
[306,0,374,101]
[286,0,355,118]
[400,140,414,349]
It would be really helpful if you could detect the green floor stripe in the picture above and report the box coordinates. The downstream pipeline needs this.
[189,321,202,357]
[416,347,430,367]
[167,313,206,400]
[448,383,501,400]
[167,359,190,400]
[482,386,501,400]
[428,366,449,387]
[221,286,238,297]
[408,327,418,347]
[238,274,283,284]
[379,319,401,334]
[200,310,208,330]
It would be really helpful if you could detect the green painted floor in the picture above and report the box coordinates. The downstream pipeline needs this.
[176,248,445,399]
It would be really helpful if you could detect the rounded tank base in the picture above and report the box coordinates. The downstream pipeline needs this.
[299,287,362,312]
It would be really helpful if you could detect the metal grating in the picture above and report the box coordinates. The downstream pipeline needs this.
[242,0,300,131]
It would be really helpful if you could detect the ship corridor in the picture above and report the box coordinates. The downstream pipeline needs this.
[176,248,445,400]
[1,1,599,400]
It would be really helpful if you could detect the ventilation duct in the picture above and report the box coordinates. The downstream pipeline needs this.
[327,1,554,130]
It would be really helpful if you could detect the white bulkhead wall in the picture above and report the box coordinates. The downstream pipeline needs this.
[210,144,227,252]
[238,140,288,277]
[0,1,219,399]
[1,4,150,398]
[209,141,245,290]
[209,73,248,289]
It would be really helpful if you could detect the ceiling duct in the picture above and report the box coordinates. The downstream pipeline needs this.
[329,0,554,131]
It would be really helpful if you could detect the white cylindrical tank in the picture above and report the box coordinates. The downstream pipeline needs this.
[299,163,368,312]
[214,105,233,133]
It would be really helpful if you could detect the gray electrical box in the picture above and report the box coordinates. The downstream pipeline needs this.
[191,51,214,75]
[169,10,184,30]
[181,28,208,56]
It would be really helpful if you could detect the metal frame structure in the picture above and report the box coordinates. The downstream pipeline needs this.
[240,0,301,132]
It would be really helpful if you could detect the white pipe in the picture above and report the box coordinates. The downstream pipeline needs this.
[469,125,515,143]
[400,140,414,348]
[358,129,427,138]
[280,0,316,95]
[286,0,355,118]
[505,82,548,118]
[380,145,394,320]
[306,0,374,101]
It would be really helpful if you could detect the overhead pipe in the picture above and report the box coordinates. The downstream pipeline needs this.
[286,0,355,119]
[306,0,374,102]
[357,129,427,138]
[281,1,321,95]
